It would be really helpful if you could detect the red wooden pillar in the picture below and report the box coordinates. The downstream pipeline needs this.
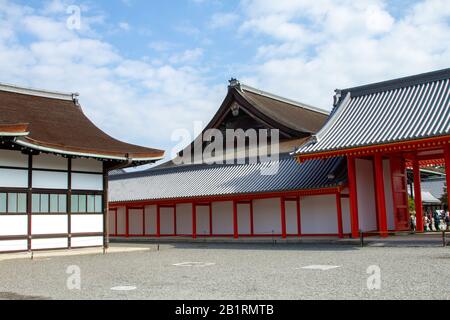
[336,193,343,238]
[280,197,287,239]
[296,197,301,236]
[192,203,197,239]
[156,204,161,238]
[413,157,424,232]
[374,154,388,237]
[445,145,450,212]
[233,200,238,239]
[209,203,213,236]
[125,206,130,238]
[249,200,254,236]
[347,156,360,238]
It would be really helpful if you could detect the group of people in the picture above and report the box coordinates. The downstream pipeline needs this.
[410,209,450,232]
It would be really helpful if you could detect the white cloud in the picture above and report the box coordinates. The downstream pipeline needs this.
[169,48,204,64]
[118,21,130,31]
[209,12,239,29]
[237,0,450,109]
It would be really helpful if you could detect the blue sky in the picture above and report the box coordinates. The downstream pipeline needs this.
[0,0,449,164]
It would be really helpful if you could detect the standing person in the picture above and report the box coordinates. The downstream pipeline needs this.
[411,215,416,232]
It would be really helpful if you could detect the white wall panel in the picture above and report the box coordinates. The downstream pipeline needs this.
[253,198,281,235]
[71,214,103,233]
[285,201,298,235]
[71,173,103,191]
[211,201,233,235]
[160,207,175,235]
[237,203,251,235]
[0,216,27,236]
[72,158,103,173]
[196,206,210,235]
[71,236,103,247]
[176,203,192,235]
[0,150,28,167]
[0,240,27,252]
[145,205,157,235]
[32,215,68,235]
[32,171,67,189]
[0,168,28,188]
[33,154,67,170]
[108,210,116,235]
[129,209,143,235]
[300,195,337,234]
[341,198,351,234]
[117,207,126,235]
[355,159,377,232]
[383,159,395,230]
[32,238,68,250]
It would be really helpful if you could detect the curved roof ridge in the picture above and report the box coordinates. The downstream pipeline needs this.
[0,82,76,101]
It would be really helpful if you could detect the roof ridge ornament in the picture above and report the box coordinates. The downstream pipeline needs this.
[228,78,242,91]
[333,89,342,107]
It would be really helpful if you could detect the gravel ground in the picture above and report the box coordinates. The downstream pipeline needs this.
[0,242,449,300]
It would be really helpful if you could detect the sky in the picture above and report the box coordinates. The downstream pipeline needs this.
[0,0,449,164]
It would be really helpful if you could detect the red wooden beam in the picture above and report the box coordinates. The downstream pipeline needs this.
[347,156,360,238]
[280,197,287,239]
[233,200,238,239]
[444,145,450,212]
[374,154,388,237]
[412,157,424,232]
[336,193,343,238]
[192,203,197,239]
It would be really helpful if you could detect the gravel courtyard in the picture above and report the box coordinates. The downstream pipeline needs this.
[1,242,449,300]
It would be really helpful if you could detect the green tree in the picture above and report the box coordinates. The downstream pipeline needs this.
[441,184,448,209]
[408,196,415,214]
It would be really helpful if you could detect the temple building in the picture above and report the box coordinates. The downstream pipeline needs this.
[295,68,449,237]
[109,81,352,238]
[0,83,164,253]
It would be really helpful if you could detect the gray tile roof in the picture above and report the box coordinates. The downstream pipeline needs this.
[296,68,450,155]
[109,155,347,203]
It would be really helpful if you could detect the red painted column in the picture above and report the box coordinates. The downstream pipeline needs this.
[280,197,287,239]
[156,204,161,238]
[125,206,129,238]
[233,200,238,239]
[445,145,450,212]
[249,200,254,236]
[374,154,388,237]
[347,156,360,238]
[209,203,213,236]
[336,193,343,238]
[192,203,197,239]
[296,197,301,236]
[413,157,424,232]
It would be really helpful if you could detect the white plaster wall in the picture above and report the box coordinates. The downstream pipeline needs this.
[71,214,103,233]
[300,195,338,234]
[108,210,116,234]
[355,159,377,232]
[196,206,210,235]
[0,240,27,252]
[211,201,233,235]
[145,205,157,235]
[160,207,175,235]
[33,154,67,170]
[285,201,298,235]
[0,150,28,167]
[32,215,68,235]
[71,173,103,191]
[117,207,126,235]
[0,216,27,236]
[253,198,281,235]
[129,209,143,235]
[237,203,251,235]
[72,158,103,173]
[32,171,67,189]
[383,159,395,230]
[32,238,68,250]
[176,203,192,235]
[71,236,103,247]
[0,168,28,188]
[341,198,351,234]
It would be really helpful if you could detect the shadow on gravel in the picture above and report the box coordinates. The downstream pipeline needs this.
[0,292,50,300]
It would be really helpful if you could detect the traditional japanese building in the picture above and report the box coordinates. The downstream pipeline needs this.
[109,82,353,238]
[295,68,450,237]
[0,83,164,253]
